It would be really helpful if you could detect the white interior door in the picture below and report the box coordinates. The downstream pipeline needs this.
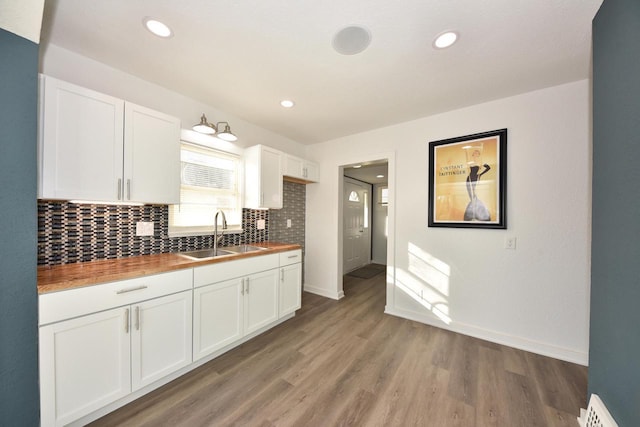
[343,177,371,273]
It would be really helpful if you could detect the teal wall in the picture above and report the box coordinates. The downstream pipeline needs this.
[590,0,640,425]
[0,28,40,425]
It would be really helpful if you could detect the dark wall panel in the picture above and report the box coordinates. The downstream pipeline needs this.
[0,28,40,425]
[590,1,640,425]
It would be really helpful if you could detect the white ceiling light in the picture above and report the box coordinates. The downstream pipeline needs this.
[352,164,362,168]
[433,31,458,49]
[143,17,173,38]
[280,100,295,108]
[332,26,372,55]
[376,174,385,178]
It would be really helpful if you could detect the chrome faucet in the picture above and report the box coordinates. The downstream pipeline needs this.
[214,210,228,256]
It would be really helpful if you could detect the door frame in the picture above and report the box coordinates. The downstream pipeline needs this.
[337,152,396,302]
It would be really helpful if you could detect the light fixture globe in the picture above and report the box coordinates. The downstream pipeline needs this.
[193,113,216,135]
[216,122,238,142]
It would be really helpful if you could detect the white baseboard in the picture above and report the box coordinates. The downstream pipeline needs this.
[304,283,344,300]
[384,305,588,366]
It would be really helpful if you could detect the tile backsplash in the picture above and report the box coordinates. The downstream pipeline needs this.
[38,181,307,267]
[38,202,268,266]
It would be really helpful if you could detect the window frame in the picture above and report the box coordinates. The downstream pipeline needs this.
[168,130,245,238]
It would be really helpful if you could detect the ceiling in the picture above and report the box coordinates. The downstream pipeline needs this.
[344,162,388,186]
[40,0,602,145]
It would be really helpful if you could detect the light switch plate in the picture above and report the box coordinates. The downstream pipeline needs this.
[504,237,517,250]
[136,221,155,236]
[287,219,292,228]
[257,219,266,230]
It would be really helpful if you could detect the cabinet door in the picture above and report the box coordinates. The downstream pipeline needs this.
[284,154,304,179]
[244,145,283,209]
[260,146,283,208]
[39,75,124,201]
[303,161,319,182]
[123,102,181,204]
[244,269,279,334]
[39,307,130,427]
[193,278,244,361]
[279,263,302,317]
[131,291,193,390]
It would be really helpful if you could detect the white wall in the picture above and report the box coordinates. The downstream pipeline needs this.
[305,80,591,365]
[0,0,44,43]
[39,43,306,156]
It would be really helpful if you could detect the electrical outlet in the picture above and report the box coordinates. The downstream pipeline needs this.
[287,219,292,228]
[256,219,266,230]
[504,237,517,250]
[136,221,154,236]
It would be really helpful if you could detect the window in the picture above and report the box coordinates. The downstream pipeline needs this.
[379,186,389,206]
[169,142,242,235]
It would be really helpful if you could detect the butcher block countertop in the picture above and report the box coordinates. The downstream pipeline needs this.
[37,242,301,294]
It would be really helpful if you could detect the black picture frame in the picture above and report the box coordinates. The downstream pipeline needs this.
[428,128,507,229]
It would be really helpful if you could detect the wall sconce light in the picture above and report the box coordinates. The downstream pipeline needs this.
[192,113,237,141]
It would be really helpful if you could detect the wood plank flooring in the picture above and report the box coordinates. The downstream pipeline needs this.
[90,271,587,426]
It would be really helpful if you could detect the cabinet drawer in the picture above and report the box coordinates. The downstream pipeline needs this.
[279,250,302,266]
[39,269,192,326]
[193,253,279,288]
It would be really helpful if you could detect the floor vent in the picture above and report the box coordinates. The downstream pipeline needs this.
[578,394,618,427]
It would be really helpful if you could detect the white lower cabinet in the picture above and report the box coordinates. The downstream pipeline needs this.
[39,250,301,426]
[39,307,131,427]
[193,254,280,361]
[279,250,303,317]
[39,270,192,427]
[193,277,244,360]
[131,291,193,390]
[244,269,280,334]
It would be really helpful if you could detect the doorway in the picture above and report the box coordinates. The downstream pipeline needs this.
[342,161,389,290]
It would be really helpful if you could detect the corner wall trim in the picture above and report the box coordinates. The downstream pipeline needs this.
[303,283,343,300]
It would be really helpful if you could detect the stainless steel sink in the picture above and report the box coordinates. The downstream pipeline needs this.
[224,245,268,253]
[178,245,267,260]
[178,249,235,259]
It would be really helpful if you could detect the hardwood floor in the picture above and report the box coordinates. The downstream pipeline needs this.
[90,271,587,426]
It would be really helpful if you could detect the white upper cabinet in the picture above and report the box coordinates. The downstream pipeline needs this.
[282,154,319,183]
[244,144,283,209]
[38,75,180,204]
[39,76,125,201]
[123,103,180,204]
[283,154,319,183]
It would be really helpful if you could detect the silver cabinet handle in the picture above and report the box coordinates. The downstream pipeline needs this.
[135,306,140,330]
[241,278,245,295]
[127,179,131,200]
[287,255,298,259]
[117,178,122,200]
[281,268,284,282]
[246,277,250,294]
[116,285,148,294]
[124,308,130,333]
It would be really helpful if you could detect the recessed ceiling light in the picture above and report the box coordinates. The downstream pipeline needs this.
[143,17,173,38]
[433,31,458,49]
[280,100,295,108]
[376,174,385,178]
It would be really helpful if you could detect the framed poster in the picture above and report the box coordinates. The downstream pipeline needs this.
[428,129,507,229]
